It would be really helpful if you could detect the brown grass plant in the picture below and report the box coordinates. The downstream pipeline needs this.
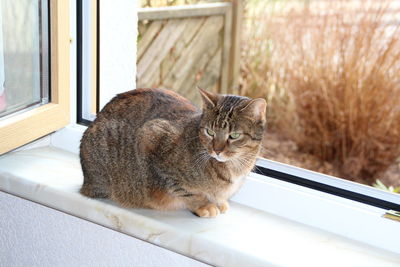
[241,0,400,183]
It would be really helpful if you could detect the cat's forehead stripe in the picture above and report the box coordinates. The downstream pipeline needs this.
[213,96,247,129]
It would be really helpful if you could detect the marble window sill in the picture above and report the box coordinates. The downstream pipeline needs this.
[0,147,398,266]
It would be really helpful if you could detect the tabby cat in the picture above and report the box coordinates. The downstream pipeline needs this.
[80,88,266,217]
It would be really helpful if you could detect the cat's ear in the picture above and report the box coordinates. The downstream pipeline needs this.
[240,98,267,122]
[198,86,219,109]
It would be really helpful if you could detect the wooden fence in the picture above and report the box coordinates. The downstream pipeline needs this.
[136,1,241,106]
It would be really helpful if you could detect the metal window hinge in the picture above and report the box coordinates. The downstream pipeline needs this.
[383,210,400,222]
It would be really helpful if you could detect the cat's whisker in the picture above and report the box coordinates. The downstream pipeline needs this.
[193,150,211,171]
[231,158,246,173]
[241,153,262,173]
[231,155,256,173]
[193,155,204,169]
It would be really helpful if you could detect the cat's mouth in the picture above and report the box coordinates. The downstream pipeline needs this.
[211,154,228,162]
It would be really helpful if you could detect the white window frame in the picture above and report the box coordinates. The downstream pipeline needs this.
[51,0,400,256]
[52,0,137,152]
[232,161,400,254]
[80,0,97,122]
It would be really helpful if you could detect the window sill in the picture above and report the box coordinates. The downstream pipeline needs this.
[0,147,398,266]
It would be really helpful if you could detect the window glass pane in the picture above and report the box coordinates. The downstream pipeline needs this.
[0,0,49,119]
[78,0,97,124]
[242,0,400,192]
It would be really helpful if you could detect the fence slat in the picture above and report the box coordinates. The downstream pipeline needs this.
[137,20,164,61]
[159,17,206,83]
[138,3,230,20]
[180,37,221,98]
[162,16,224,91]
[229,0,243,94]
[137,19,186,85]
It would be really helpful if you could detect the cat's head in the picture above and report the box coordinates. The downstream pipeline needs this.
[198,88,266,163]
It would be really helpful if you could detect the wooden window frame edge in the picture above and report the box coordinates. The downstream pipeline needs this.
[0,0,70,154]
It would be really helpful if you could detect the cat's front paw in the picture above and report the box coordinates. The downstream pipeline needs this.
[194,203,220,218]
[218,201,229,214]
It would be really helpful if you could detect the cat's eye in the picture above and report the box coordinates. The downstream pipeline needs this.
[206,128,215,136]
[229,133,241,139]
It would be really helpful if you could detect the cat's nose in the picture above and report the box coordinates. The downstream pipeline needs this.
[214,149,223,155]
[213,141,225,155]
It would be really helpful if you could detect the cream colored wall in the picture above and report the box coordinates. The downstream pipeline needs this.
[0,192,208,267]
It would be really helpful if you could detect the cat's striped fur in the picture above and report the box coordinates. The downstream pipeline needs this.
[80,88,266,217]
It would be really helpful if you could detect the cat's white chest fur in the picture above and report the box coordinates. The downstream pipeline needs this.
[222,175,246,200]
